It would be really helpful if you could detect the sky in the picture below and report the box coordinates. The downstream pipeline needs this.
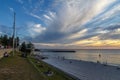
[0,0,120,49]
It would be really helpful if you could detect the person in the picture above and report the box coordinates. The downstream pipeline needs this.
[99,54,101,58]
[62,56,65,60]
[3,52,8,57]
[69,61,72,63]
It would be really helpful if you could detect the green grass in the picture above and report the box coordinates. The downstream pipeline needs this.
[0,51,75,80]
[28,56,75,80]
[0,51,45,80]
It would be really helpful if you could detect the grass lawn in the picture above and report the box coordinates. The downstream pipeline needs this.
[0,51,45,80]
[0,51,75,80]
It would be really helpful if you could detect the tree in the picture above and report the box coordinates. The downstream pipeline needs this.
[19,42,27,57]
[8,36,13,47]
[26,42,34,53]
[1,35,8,47]
[16,37,19,47]
[0,35,3,44]
[0,34,20,48]
[19,42,34,57]
[20,42,26,52]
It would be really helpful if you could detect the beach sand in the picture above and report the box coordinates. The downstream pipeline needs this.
[43,57,120,80]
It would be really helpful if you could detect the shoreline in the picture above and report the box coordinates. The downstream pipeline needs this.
[42,57,120,80]
[42,60,80,80]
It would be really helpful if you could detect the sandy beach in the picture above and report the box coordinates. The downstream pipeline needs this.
[43,57,120,80]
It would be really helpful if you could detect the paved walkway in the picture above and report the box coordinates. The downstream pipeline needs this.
[43,58,120,80]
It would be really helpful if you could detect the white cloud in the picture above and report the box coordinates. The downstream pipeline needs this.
[43,14,52,20]
[95,3,120,22]
[17,0,23,4]
[40,0,114,39]
[61,0,114,32]
[44,0,115,36]
[27,22,46,38]
[9,7,14,12]
[32,24,46,33]
[49,11,56,18]
[68,29,87,39]
[29,13,42,20]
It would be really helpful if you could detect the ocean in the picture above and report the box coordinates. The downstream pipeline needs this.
[36,49,120,66]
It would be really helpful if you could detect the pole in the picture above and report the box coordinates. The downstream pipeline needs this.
[13,12,16,56]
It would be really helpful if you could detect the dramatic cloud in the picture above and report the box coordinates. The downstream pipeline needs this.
[1,0,120,48]
[28,0,120,45]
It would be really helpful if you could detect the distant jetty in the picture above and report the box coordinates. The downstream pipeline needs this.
[50,50,76,52]
[34,49,76,52]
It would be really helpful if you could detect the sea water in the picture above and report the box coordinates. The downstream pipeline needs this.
[36,49,120,66]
